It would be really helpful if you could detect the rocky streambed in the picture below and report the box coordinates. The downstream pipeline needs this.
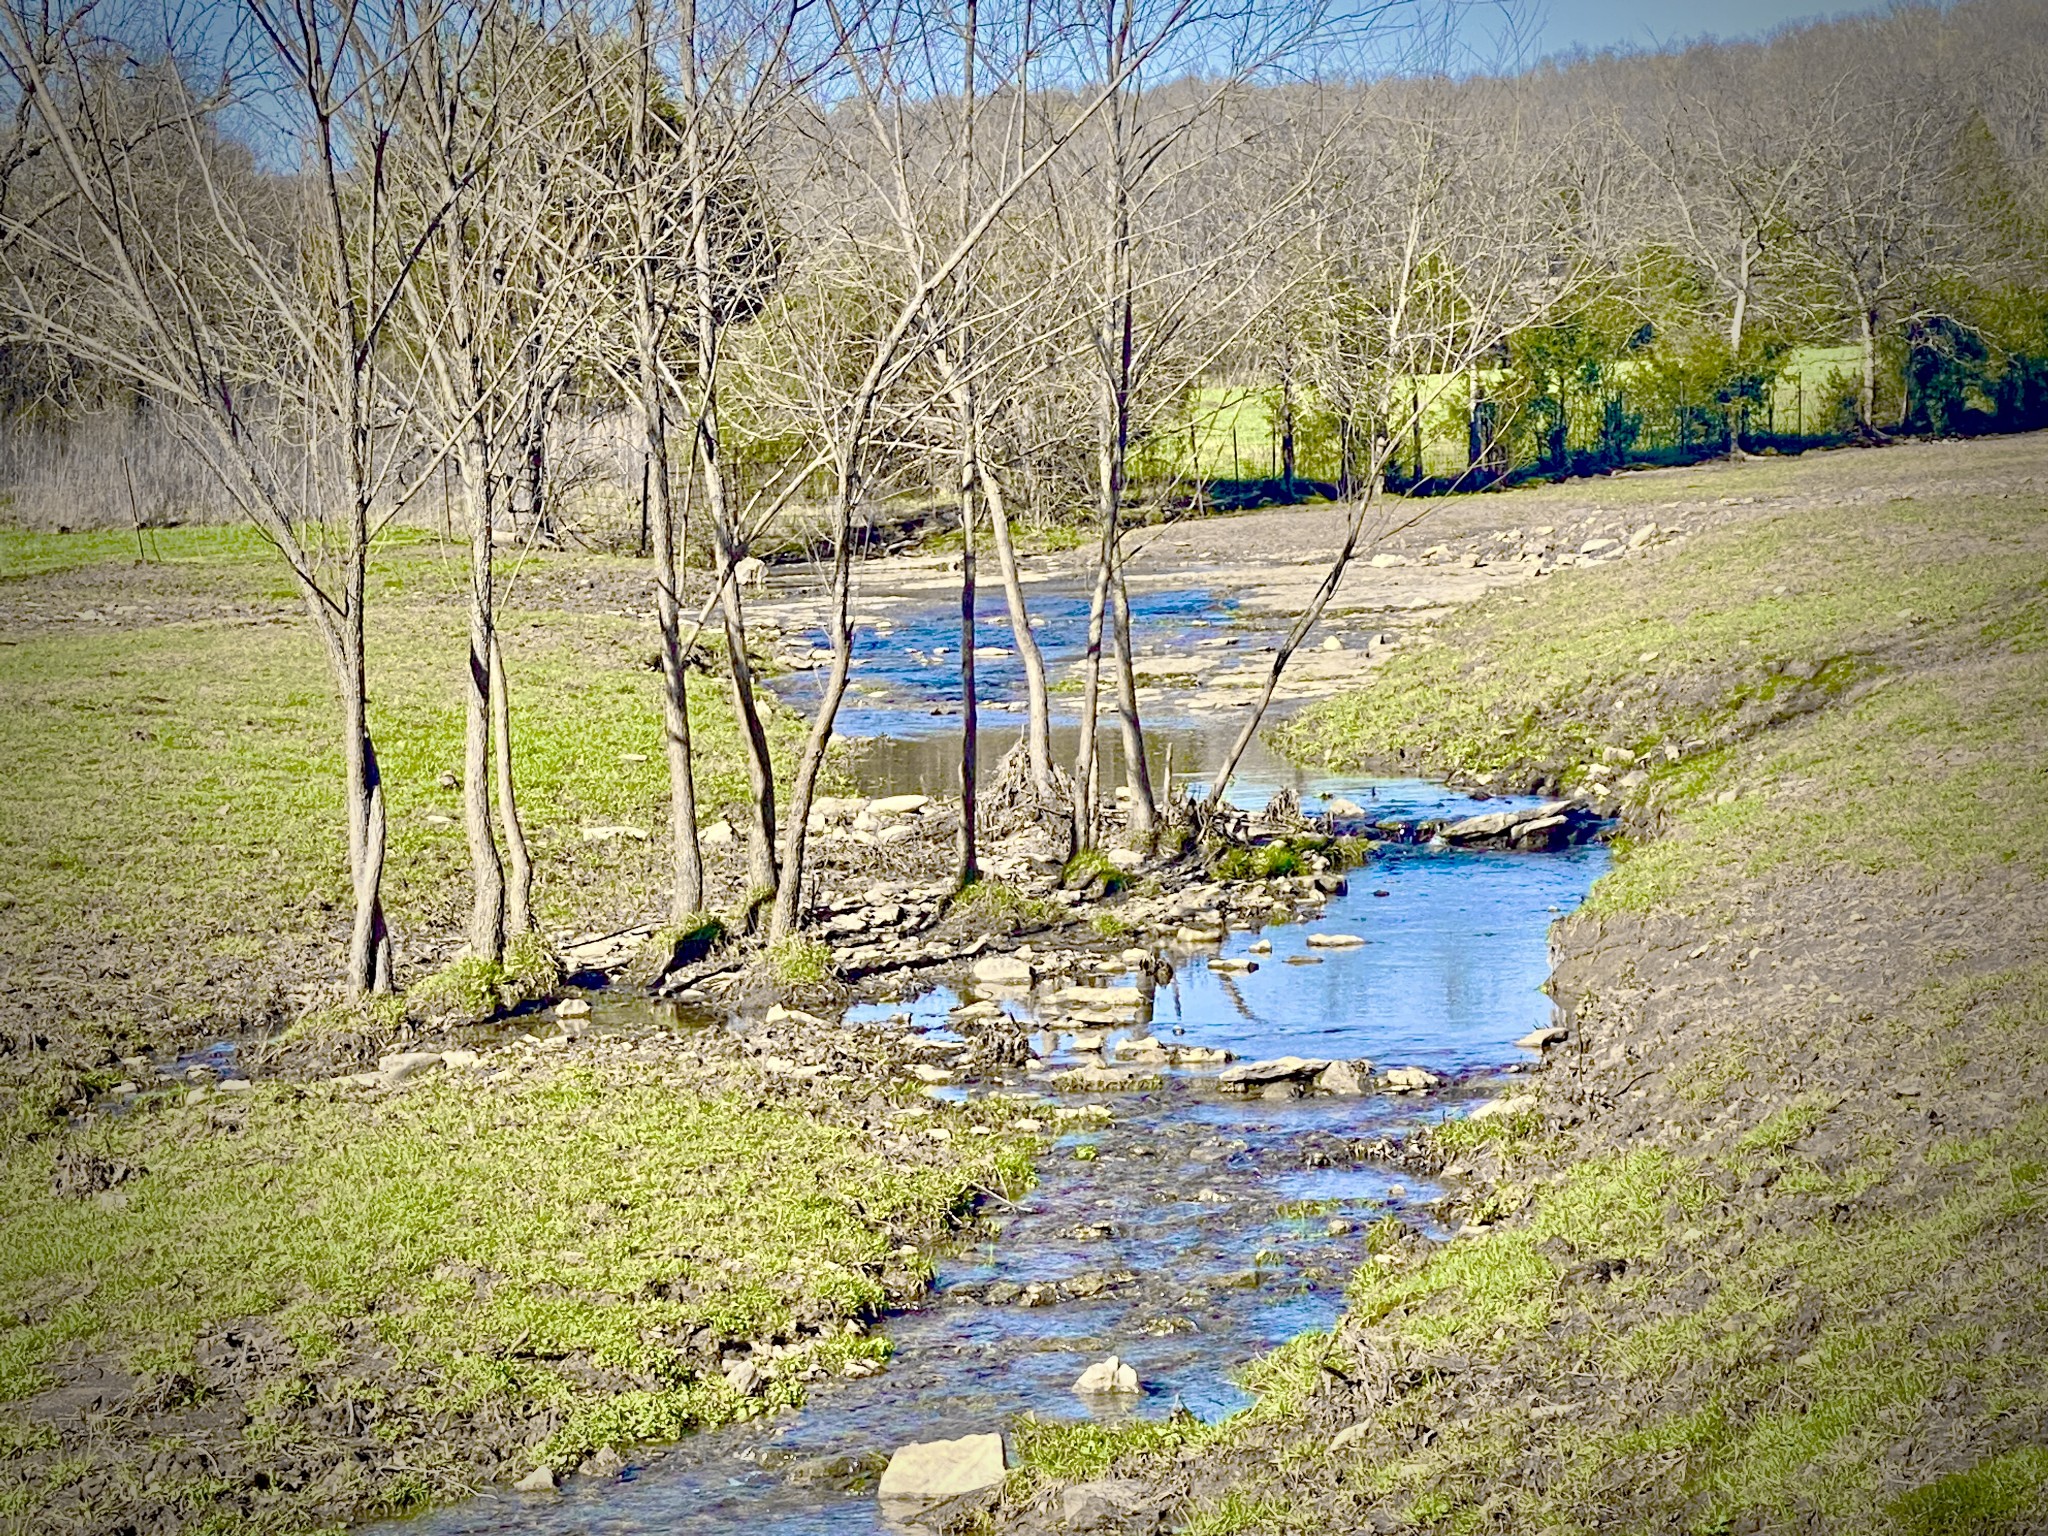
[378,779,1606,1536]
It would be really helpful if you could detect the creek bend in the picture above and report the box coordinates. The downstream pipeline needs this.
[382,587,1606,1536]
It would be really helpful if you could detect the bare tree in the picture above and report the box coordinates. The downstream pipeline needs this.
[757,0,1204,941]
[0,0,451,993]
[1204,78,1590,805]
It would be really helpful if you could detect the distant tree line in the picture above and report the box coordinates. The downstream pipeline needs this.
[0,0,2038,993]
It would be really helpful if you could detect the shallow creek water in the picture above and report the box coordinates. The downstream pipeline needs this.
[393,784,1603,1536]
[389,585,1605,1535]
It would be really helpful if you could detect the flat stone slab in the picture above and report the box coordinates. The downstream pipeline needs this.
[877,1433,1006,1505]
[1054,985,1146,1009]
[1218,1055,1330,1089]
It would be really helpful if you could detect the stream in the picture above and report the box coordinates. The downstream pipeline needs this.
[386,584,1606,1536]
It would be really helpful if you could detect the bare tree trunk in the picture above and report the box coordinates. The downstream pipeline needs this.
[627,0,703,927]
[461,456,505,963]
[1071,501,1113,851]
[1207,474,1391,807]
[768,466,857,942]
[1110,561,1154,838]
[1857,302,1879,433]
[649,405,705,923]
[338,628,394,994]
[694,373,777,906]
[932,335,1052,795]
[957,384,980,887]
[974,445,1054,793]
[489,631,533,936]
[715,535,779,904]
[684,0,777,914]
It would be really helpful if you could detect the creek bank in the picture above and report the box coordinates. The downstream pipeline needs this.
[985,442,2048,1534]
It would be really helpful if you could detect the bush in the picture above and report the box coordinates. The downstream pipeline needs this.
[767,936,833,991]
[408,957,514,1025]
[1210,841,1303,881]
[1090,912,1135,941]
[952,881,1059,935]
[1061,848,1128,896]
[658,913,729,966]
[503,929,564,994]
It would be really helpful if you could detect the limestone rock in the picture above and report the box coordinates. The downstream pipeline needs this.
[1469,1093,1539,1121]
[868,794,932,818]
[972,954,1035,986]
[876,1433,1007,1505]
[1218,1056,1329,1092]
[1056,984,1146,1009]
[512,1466,557,1493]
[1382,1065,1442,1092]
[1317,1060,1371,1095]
[1073,1355,1141,1394]
[1514,1025,1567,1050]
[1305,931,1365,948]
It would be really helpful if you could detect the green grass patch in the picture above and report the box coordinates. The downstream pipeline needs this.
[950,880,1061,936]
[765,935,833,991]
[0,1056,1032,1511]
[1061,848,1129,895]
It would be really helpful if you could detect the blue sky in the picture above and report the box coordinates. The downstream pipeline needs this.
[1524,0,1882,56]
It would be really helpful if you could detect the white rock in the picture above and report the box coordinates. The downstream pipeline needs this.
[1320,635,1343,650]
[1210,957,1258,974]
[868,794,932,818]
[1325,797,1366,817]
[1514,1026,1567,1051]
[1055,985,1145,1009]
[701,822,736,847]
[722,1359,765,1396]
[1629,523,1660,548]
[1317,1061,1369,1095]
[1469,1093,1539,1121]
[377,1051,445,1083]
[876,824,917,845]
[513,1466,557,1493]
[1073,1355,1141,1394]
[878,1434,1008,1505]
[1580,537,1622,557]
[1305,932,1365,948]
[580,824,649,842]
[556,998,592,1019]
[1382,1065,1442,1092]
[972,954,1035,986]
[1368,552,1409,568]
[1105,847,1144,870]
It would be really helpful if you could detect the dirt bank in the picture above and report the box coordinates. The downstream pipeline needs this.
[987,432,2048,1533]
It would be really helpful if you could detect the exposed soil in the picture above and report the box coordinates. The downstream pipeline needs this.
[975,433,2048,1534]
